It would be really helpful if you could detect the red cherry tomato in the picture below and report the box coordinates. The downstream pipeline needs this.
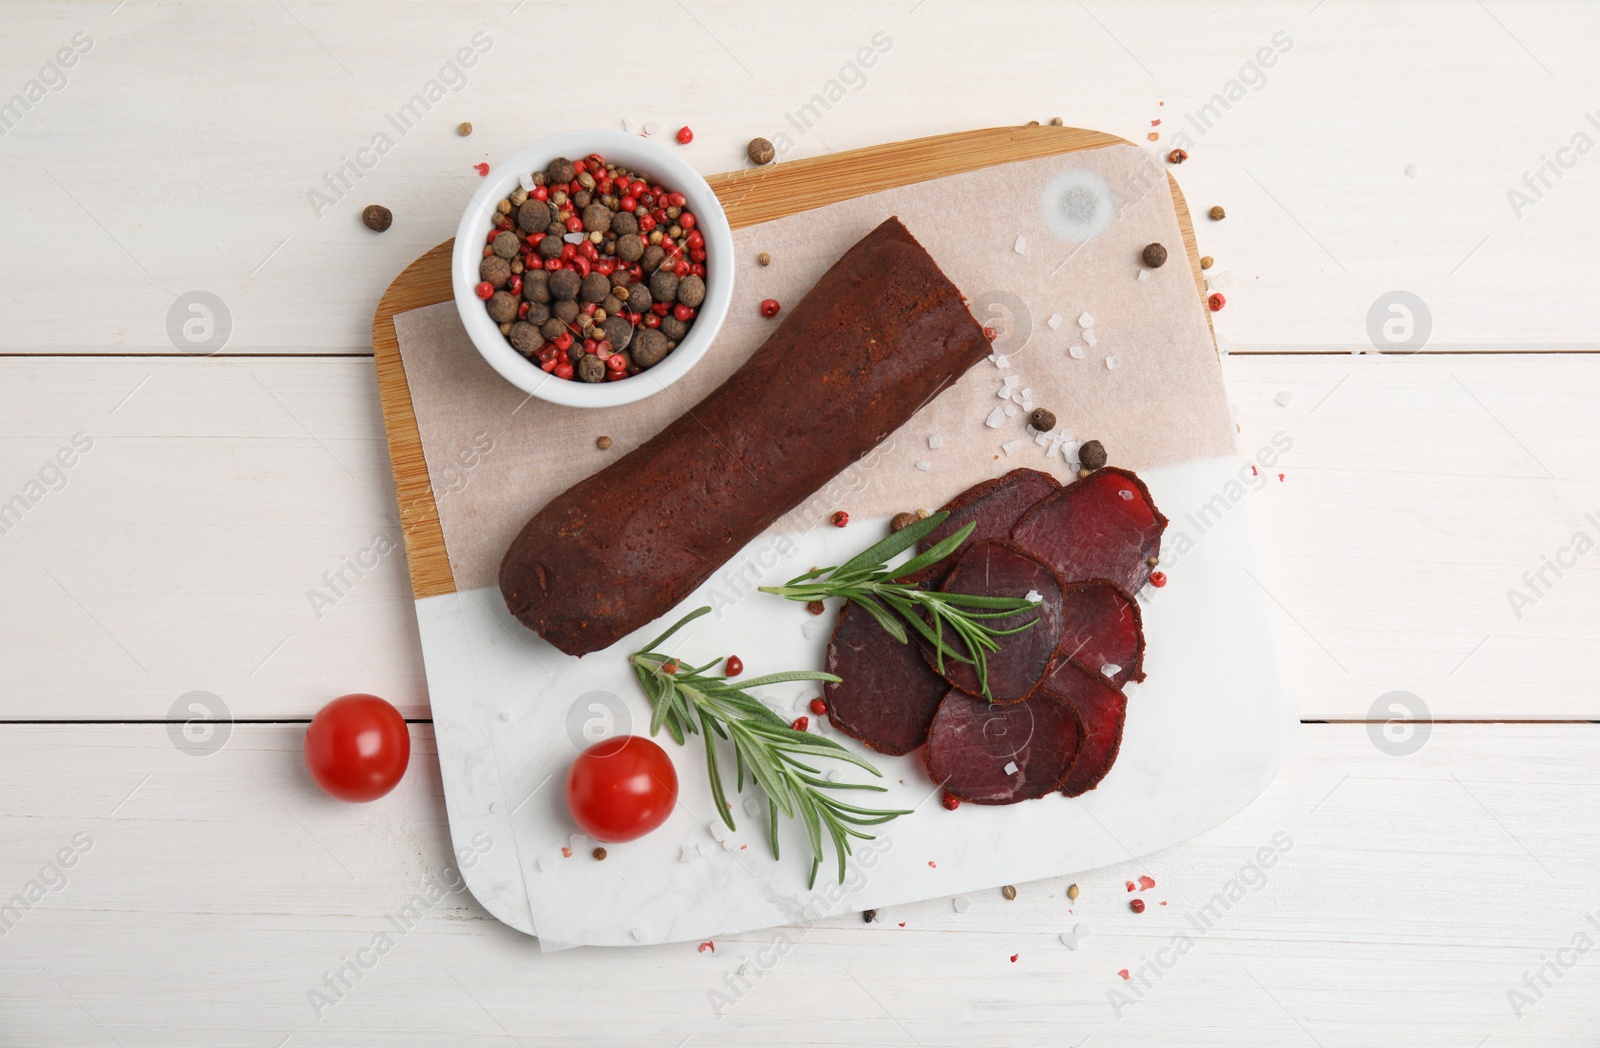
[566,735,678,842]
[304,694,410,802]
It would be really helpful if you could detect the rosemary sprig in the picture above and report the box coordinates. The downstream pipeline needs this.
[757,512,1038,701]
[628,606,910,887]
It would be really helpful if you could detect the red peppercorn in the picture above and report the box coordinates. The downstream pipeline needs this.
[725,655,743,677]
[572,256,592,278]
[675,126,694,144]
[983,326,997,341]
[620,195,638,212]
[941,791,961,811]
[605,353,627,373]
[517,302,529,319]
[673,303,695,322]
[473,162,490,177]
[565,216,584,233]
[629,180,647,197]
[486,229,500,245]
[667,192,687,207]
[1150,571,1168,588]
[529,232,546,246]
[760,299,781,318]
[1130,899,1146,913]
[809,698,828,716]
[1209,293,1226,312]
[554,332,574,350]
[544,257,562,271]
[474,281,494,300]
[662,660,678,675]
[532,185,549,202]
[790,716,809,732]
[651,302,671,316]
[638,214,656,233]
[482,245,493,258]
[595,260,614,276]
[643,313,661,328]
[553,361,574,380]
[580,301,597,316]
[628,264,644,281]
[540,356,558,372]
[579,241,599,261]
[679,212,696,231]
[508,275,523,297]
[686,230,705,250]
[690,262,706,277]
[673,260,690,277]
[830,510,849,528]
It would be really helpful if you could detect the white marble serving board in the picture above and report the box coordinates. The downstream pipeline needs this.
[421,455,1294,947]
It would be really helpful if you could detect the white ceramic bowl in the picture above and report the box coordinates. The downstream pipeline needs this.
[451,129,733,409]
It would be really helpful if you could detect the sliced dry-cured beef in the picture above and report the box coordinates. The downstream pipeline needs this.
[500,217,991,656]
[823,601,948,756]
[1042,658,1128,796]
[921,540,1064,704]
[904,468,1060,585]
[1058,580,1145,687]
[924,688,1083,805]
[1010,467,1168,594]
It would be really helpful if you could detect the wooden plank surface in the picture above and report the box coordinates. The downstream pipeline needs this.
[2,353,1597,722]
[1,723,1594,1047]
[371,125,1208,601]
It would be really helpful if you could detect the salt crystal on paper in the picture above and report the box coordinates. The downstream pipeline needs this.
[1004,404,1019,418]
[1084,329,1098,348]
[1101,663,1122,678]
[1137,269,1149,282]
[1078,312,1094,328]
[1060,923,1089,949]
[1275,391,1294,407]
[985,406,1006,428]
[679,845,697,863]
[1003,761,1019,776]
[621,117,637,133]
[990,353,1010,370]
[488,801,500,813]
[801,617,828,640]
[642,120,662,135]
[916,460,933,471]
[632,927,651,942]
[826,768,842,782]
[697,841,715,857]
[1034,432,1052,447]
[1208,270,1234,292]
[1014,235,1027,254]
[1104,355,1119,370]
[1002,374,1020,389]
[1068,344,1085,359]
[928,435,944,449]
[1047,314,1064,330]
[499,710,511,721]
[536,855,552,872]
[952,896,971,913]
[1024,589,1043,603]
[743,797,762,818]
[1002,439,1022,456]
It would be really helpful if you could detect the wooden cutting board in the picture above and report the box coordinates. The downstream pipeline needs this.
[371,125,1212,606]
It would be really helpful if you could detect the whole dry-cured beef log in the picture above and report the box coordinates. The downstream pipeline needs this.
[921,540,1064,704]
[1011,467,1168,594]
[924,688,1083,805]
[904,468,1059,586]
[500,217,991,656]
[823,601,948,756]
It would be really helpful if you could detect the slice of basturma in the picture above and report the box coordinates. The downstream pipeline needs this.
[905,468,1060,585]
[921,540,1064,704]
[1010,467,1168,594]
[1042,658,1128,797]
[1057,580,1146,687]
[500,217,992,656]
[824,601,948,756]
[924,688,1083,805]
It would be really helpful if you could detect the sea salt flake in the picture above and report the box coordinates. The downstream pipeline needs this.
[1275,391,1294,407]
[1013,235,1027,254]
[697,841,715,857]
[1078,312,1094,328]
[825,768,843,782]
[1118,488,1134,501]
[985,406,1006,429]
[1047,314,1064,330]
[1003,404,1019,418]
[801,617,828,640]
[679,845,697,863]
[1002,374,1020,389]
[1101,663,1122,678]
[1084,329,1098,348]
[1208,270,1234,292]
[488,801,500,813]
[916,460,933,471]
[1069,344,1085,359]
[990,353,1010,370]
[1104,355,1119,370]
[621,117,637,133]
[1003,760,1019,776]
[498,710,511,721]
[518,172,536,191]
[1034,432,1052,447]
[642,120,662,135]
[928,435,944,449]
[1024,589,1044,603]
[743,797,762,817]
[563,232,585,244]
[1060,923,1090,949]
[952,896,971,913]
[1002,439,1022,456]
[1137,269,1149,282]
[632,927,650,942]
[536,855,552,872]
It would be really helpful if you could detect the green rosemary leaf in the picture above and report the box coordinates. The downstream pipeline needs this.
[833,510,949,577]
[891,519,976,579]
[698,704,736,832]
[637,604,712,654]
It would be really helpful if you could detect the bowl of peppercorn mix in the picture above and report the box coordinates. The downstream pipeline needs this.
[452,128,733,408]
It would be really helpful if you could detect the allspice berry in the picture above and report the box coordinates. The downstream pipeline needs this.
[361,204,392,232]
[890,511,919,532]
[458,121,473,136]
[1028,407,1057,432]
[1078,439,1108,471]
[1200,255,1215,270]
[1141,242,1168,268]
[1208,205,1226,221]
[592,847,607,860]
[747,137,776,166]
[596,436,613,450]
[577,354,606,383]
[1049,117,1064,126]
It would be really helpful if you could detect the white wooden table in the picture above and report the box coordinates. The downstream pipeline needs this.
[4,2,1598,1044]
